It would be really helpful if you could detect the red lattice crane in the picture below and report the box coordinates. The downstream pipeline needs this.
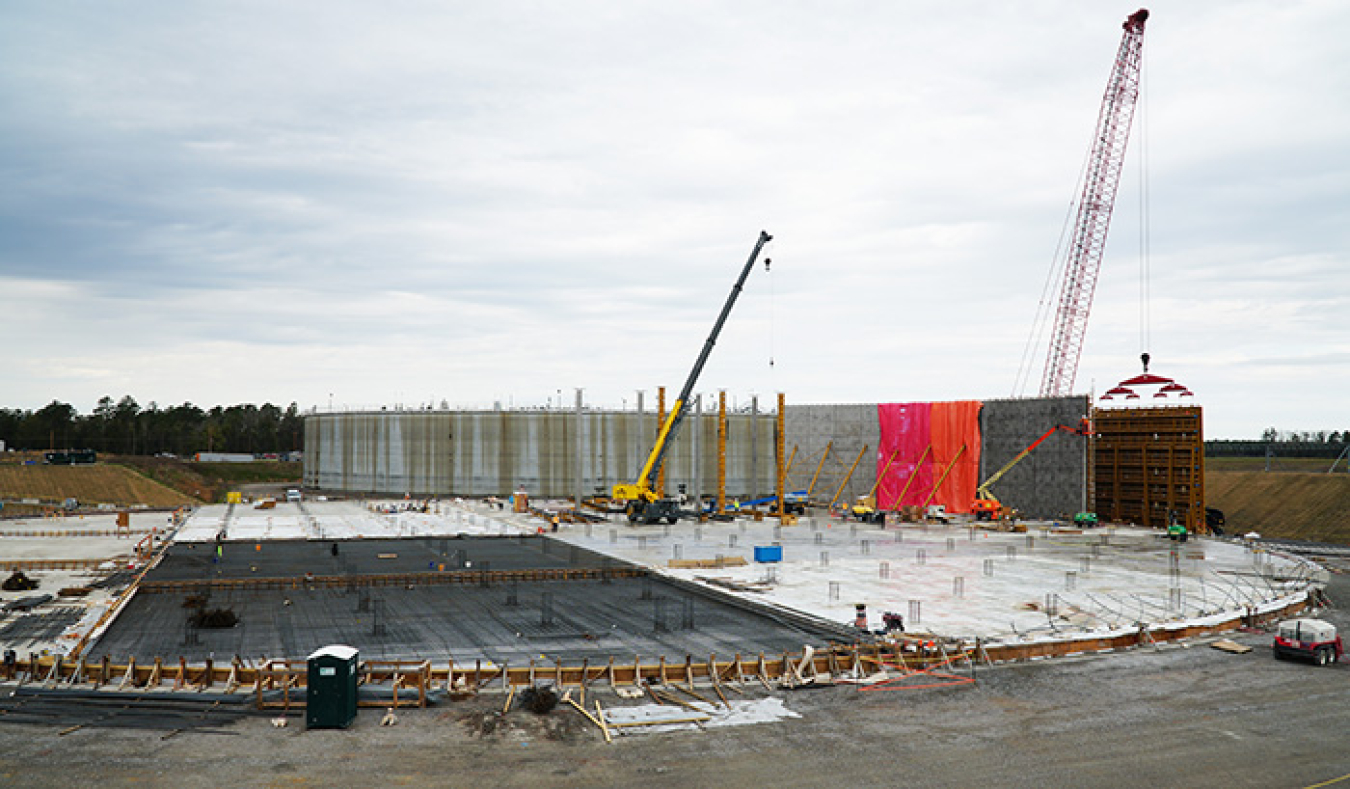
[1039,9,1150,397]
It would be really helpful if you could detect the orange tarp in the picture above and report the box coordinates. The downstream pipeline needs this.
[928,401,982,513]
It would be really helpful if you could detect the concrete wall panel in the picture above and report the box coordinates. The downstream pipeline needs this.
[305,409,777,499]
[783,403,878,507]
[305,398,1088,516]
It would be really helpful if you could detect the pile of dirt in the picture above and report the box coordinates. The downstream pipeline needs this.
[1206,470,1350,544]
[2,571,38,591]
[190,608,239,629]
[458,703,591,742]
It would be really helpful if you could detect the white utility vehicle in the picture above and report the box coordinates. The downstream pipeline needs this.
[1273,618,1342,666]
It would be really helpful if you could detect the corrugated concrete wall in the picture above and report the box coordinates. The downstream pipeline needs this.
[780,398,1088,518]
[304,409,778,499]
[304,397,1089,516]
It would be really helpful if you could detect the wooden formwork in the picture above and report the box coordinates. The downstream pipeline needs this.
[1093,406,1205,532]
[0,592,1309,710]
[1,559,117,571]
[0,528,153,538]
[137,566,647,594]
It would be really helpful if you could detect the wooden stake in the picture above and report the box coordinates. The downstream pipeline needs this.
[670,684,714,706]
[564,696,608,741]
[607,715,710,728]
[655,690,700,711]
[594,699,612,744]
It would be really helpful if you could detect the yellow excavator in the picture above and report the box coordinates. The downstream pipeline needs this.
[612,231,772,524]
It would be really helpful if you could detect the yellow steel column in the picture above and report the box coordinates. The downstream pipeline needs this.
[807,441,832,498]
[830,444,869,510]
[717,391,727,515]
[656,386,666,498]
[923,444,967,509]
[775,393,786,520]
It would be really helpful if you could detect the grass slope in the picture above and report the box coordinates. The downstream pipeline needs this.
[109,457,300,503]
[0,464,198,508]
[1206,470,1350,544]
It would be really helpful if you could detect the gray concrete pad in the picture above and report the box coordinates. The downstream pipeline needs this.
[89,536,845,664]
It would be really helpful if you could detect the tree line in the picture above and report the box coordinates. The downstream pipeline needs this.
[1207,428,1349,459]
[0,397,304,456]
[1258,428,1349,444]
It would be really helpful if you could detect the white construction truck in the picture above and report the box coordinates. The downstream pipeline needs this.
[1273,618,1342,666]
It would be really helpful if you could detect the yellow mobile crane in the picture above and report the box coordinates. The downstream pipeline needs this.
[612,231,772,524]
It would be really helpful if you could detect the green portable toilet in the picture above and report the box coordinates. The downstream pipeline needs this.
[306,644,359,729]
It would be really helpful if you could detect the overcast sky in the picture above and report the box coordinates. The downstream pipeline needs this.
[2,1,1347,439]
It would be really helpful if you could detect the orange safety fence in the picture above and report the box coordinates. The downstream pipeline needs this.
[858,645,977,692]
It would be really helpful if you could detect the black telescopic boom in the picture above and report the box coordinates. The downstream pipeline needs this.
[642,230,772,489]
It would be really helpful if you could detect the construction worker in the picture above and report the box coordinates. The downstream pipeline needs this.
[550,514,560,533]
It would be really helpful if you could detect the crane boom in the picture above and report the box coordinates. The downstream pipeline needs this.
[972,422,1088,519]
[1039,9,1149,397]
[613,231,772,523]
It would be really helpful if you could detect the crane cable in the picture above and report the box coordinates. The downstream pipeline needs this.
[1013,140,1096,397]
[766,243,776,391]
[1137,55,1152,360]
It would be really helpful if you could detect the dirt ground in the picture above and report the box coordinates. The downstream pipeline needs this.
[1,575,1347,789]
[1207,470,1350,544]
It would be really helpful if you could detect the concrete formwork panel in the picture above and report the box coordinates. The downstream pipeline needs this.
[979,396,1091,519]
[1092,405,1205,531]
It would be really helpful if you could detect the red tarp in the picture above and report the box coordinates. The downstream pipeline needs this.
[876,401,982,513]
[876,403,930,509]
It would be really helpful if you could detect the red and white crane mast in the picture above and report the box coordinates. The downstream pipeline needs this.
[1039,9,1149,397]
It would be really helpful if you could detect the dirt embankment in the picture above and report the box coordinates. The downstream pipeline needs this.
[109,457,301,504]
[1206,469,1350,544]
[0,456,302,513]
[0,464,198,509]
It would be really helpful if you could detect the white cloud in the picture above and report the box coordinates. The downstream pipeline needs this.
[1,1,1348,438]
